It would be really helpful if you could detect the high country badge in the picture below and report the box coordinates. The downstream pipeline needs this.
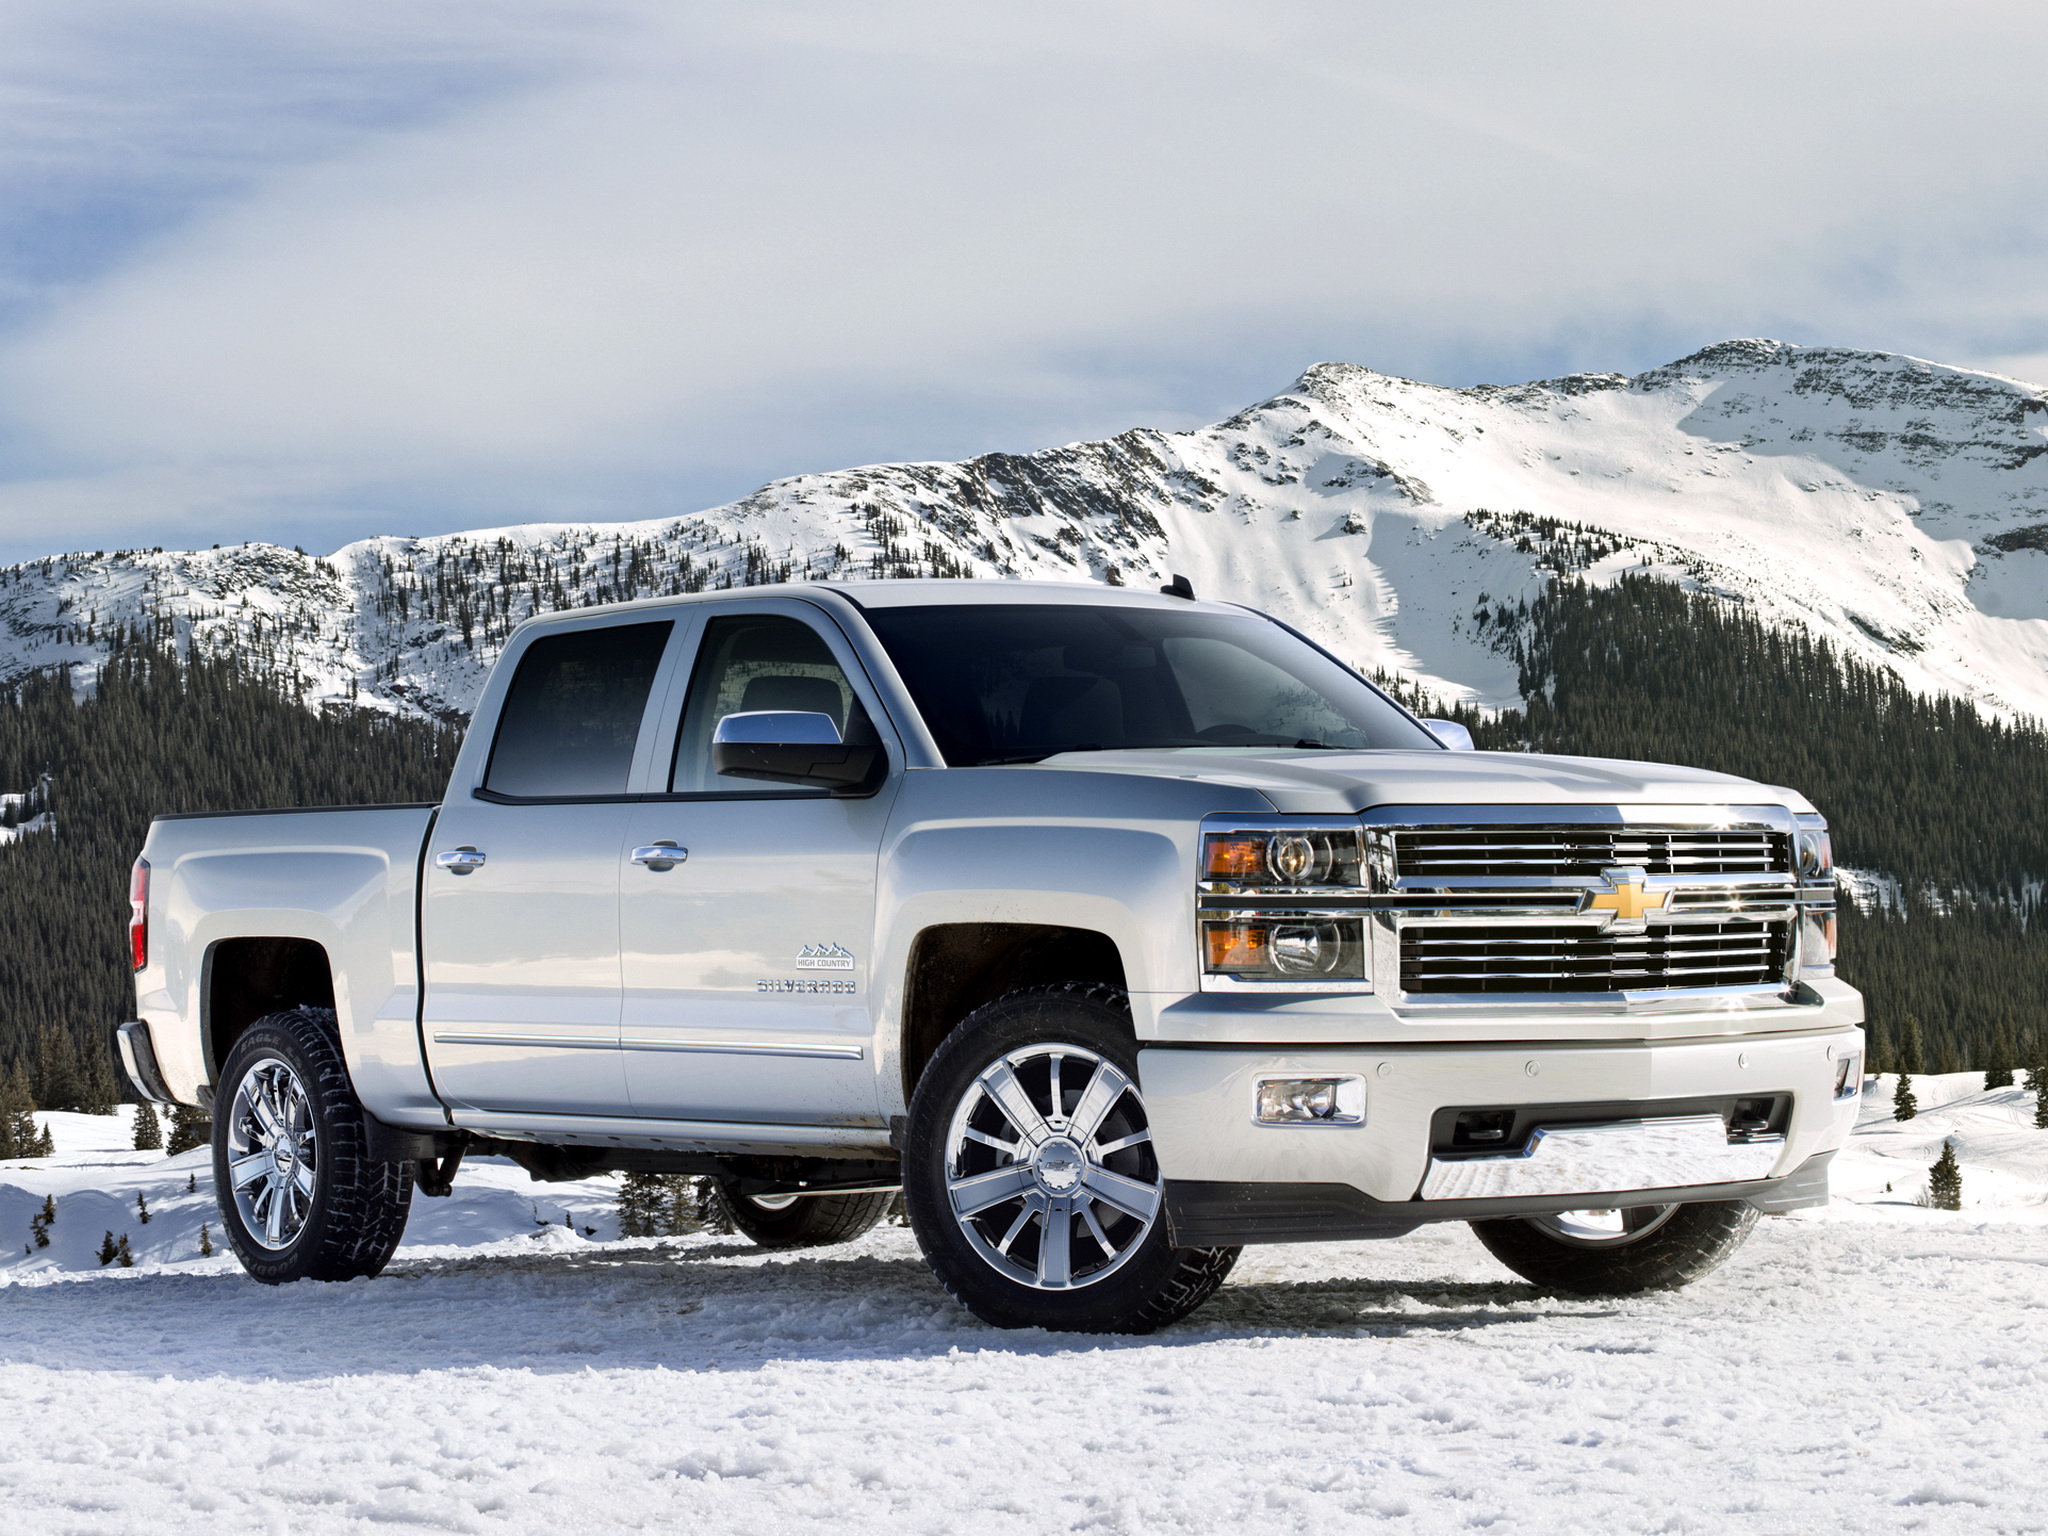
[795,943,856,971]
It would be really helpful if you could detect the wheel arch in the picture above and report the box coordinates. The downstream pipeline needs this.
[204,936,337,1083]
[898,922,1129,1106]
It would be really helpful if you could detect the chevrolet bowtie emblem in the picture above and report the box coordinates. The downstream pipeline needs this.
[1588,870,1668,925]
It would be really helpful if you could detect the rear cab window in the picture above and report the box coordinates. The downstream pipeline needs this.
[483,621,673,798]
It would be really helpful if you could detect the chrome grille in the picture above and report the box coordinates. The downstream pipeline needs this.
[1395,827,1790,880]
[1400,920,1793,995]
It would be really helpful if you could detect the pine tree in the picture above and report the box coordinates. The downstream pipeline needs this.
[136,1192,151,1225]
[2031,1030,2048,1131]
[0,1059,39,1158]
[29,1194,54,1248]
[616,1172,660,1238]
[186,1170,196,1193]
[166,1107,209,1156]
[96,1230,117,1266]
[116,1233,133,1267]
[1985,1014,2017,1089]
[1928,1140,1963,1210]
[198,1222,213,1258]
[132,1101,163,1151]
[616,1172,712,1238]
[1900,1016,1926,1078]
[1892,1069,1917,1122]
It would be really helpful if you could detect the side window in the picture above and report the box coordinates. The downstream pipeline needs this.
[483,621,673,798]
[670,613,872,793]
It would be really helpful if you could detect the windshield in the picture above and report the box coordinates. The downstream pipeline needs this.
[860,602,1439,766]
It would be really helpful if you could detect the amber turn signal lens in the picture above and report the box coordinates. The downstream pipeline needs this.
[1203,836,1268,882]
[1204,923,1269,969]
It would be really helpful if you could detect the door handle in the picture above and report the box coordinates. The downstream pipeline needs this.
[630,841,687,871]
[435,846,487,875]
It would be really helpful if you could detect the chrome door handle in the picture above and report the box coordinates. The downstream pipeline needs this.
[630,841,687,871]
[435,846,487,875]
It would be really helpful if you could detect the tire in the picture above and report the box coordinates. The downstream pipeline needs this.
[902,982,1240,1333]
[1470,1199,1759,1295]
[712,1181,894,1248]
[211,1007,414,1283]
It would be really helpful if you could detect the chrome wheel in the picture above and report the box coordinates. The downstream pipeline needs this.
[944,1041,1162,1291]
[225,1055,318,1251]
[1529,1204,1680,1247]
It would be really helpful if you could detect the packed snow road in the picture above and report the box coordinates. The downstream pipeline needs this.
[4,1079,2046,1535]
[3,1214,2044,1534]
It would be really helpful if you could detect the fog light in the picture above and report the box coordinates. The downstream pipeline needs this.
[1833,1052,1861,1100]
[1254,1075,1365,1125]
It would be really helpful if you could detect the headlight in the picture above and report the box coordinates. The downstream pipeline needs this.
[1797,824,1833,879]
[1199,820,1372,991]
[1203,918,1367,981]
[1202,828,1362,889]
[1795,812,1837,972]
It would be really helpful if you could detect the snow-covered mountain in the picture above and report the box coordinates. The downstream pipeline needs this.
[4,338,2045,722]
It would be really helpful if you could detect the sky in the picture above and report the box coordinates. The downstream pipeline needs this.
[0,0,2045,563]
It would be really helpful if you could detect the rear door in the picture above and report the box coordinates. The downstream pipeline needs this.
[617,601,899,1125]
[422,616,679,1114]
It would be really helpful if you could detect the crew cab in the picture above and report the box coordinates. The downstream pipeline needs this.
[119,579,1863,1330]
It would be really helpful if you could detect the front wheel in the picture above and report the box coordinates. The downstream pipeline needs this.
[1470,1199,1759,1295]
[212,1008,414,1283]
[902,983,1239,1333]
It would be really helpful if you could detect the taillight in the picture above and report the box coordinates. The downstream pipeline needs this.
[129,859,149,971]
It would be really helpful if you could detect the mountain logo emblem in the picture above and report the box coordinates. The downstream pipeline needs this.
[795,943,856,971]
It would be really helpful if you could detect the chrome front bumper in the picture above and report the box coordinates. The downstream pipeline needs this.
[1417,1113,1782,1200]
[1138,1025,1863,1210]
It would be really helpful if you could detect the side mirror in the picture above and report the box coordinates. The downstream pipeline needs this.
[1423,719,1476,751]
[712,711,884,793]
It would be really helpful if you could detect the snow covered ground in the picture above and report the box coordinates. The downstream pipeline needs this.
[4,1088,2045,1534]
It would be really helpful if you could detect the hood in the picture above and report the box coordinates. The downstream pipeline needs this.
[1031,748,1812,816]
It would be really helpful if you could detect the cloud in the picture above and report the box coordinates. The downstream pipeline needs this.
[1,0,2047,559]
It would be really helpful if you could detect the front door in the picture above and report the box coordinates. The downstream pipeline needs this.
[618,606,897,1125]
[422,617,674,1114]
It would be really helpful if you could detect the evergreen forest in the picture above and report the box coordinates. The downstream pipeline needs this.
[0,644,460,1105]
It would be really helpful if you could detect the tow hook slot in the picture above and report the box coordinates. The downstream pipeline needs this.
[1451,1110,1514,1147]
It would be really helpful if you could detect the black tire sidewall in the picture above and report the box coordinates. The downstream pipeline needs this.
[713,1183,894,1248]
[1470,1199,1760,1295]
[903,985,1229,1333]
[212,1008,412,1283]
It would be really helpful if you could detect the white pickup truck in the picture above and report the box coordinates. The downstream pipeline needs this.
[119,579,1863,1331]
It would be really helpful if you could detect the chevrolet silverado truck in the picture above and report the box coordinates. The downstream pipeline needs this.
[118,579,1863,1331]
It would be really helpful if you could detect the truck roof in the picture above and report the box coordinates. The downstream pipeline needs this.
[511,577,1249,633]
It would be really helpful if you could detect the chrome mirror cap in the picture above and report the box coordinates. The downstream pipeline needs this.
[713,710,843,746]
[1423,719,1476,751]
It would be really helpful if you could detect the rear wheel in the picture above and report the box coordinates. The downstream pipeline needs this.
[212,1008,413,1283]
[712,1181,894,1248]
[903,983,1239,1333]
[1470,1199,1758,1295]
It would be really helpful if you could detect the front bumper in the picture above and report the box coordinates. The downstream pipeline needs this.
[1138,1023,1862,1243]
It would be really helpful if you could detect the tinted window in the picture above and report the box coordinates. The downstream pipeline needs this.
[861,604,1436,765]
[670,613,875,793]
[484,621,672,797]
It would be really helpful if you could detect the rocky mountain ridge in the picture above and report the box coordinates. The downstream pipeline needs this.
[3,338,2044,722]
